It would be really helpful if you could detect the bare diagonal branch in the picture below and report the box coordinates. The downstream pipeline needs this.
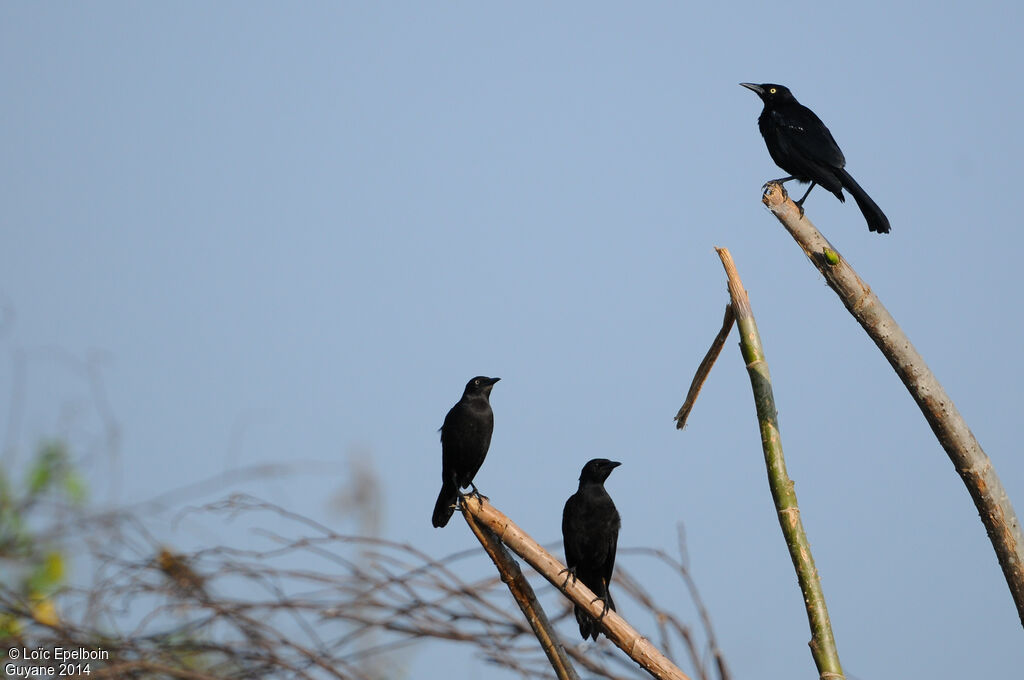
[675,305,735,429]
[461,496,691,680]
[762,182,1024,627]
[462,505,580,680]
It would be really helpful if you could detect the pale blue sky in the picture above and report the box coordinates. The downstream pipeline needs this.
[2,3,1023,678]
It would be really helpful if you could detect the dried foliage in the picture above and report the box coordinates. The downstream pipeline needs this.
[1,492,727,680]
[0,344,727,679]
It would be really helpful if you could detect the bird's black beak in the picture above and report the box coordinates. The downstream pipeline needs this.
[486,377,501,386]
[606,460,621,470]
[740,82,764,96]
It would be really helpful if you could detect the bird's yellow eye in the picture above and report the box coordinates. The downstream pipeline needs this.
[769,87,777,94]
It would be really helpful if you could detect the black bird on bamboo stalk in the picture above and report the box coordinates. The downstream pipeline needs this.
[741,82,890,234]
[562,458,621,640]
[431,376,500,528]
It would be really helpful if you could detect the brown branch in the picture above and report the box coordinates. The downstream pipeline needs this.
[461,496,691,680]
[675,305,735,429]
[612,567,705,680]
[762,182,1024,627]
[625,529,731,680]
[462,504,581,680]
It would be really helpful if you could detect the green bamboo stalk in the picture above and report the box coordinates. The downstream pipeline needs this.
[761,182,1024,627]
[715,247,844,680]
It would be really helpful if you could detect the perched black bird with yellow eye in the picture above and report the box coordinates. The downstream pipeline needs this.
[562,458,621,640]
[741,82,890,234]
[431,376,500,528]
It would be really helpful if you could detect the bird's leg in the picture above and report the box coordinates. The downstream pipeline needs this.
[792,182,816,217]
[467,482,489,502]
[592,579,613,620]
[589,595,611,620]
[557,566,577,589]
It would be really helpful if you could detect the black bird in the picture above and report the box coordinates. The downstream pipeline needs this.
[431,376,500,528]
[741,82,890,234]
[561,458,621,640]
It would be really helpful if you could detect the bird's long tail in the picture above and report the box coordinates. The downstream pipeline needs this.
[431,481,459,528]
[575,589,616,640]
[836,167,890,234]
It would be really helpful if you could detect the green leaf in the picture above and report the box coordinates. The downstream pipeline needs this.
[63,472,88,505]
[27,551,65,594]
[27,441,68,495]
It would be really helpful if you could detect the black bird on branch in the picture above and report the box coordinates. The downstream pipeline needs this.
[431,376,500,528]
[562,458,621,640]
[741,82,890,234]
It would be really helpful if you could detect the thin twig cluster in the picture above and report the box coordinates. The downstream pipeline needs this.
[1,493,726,680]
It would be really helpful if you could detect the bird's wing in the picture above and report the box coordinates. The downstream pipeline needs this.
[561,495,581,569]
[438,404,464,474]
[603,521,618,591]
[769,106,846,168]
[439,405,454,442]
[439,400,467,444]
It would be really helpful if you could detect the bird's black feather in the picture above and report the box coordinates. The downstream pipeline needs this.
[742,82,890,234]
[431,376,499,528]
[562,458,621,640]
